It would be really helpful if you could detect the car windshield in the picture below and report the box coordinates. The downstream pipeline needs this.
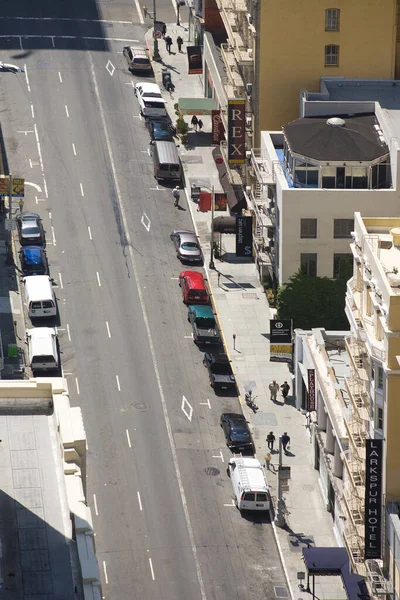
[210,362,232,374]
[196,317,215,328]
[23,249,42,265]
[143,92,162,98]
[230,422,249,439]
[135,58,150,64]
[144,100,165,108]
[181,242,199,250]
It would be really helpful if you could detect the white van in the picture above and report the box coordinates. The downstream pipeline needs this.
[228,457,271,511]
[26,327,58,371]
[23,275,56,318]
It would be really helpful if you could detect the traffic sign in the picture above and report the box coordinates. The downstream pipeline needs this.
[5,218,16,231]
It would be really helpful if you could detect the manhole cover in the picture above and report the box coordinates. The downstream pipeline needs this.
[274,586,289,598]
[204,467,220,476]
[134,402,147,411]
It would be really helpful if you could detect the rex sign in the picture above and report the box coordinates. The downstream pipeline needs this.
[227,99,245,164]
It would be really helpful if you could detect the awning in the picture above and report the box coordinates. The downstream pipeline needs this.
[302,548,370,600]
[213,216,236,234]
[178,97,218,115]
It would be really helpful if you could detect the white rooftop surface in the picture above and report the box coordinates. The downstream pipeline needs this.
[0,410,75,599]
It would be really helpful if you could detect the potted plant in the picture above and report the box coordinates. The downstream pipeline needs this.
[176,117,188,142]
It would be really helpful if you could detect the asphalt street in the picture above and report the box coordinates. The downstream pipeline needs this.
[0,1,288,598]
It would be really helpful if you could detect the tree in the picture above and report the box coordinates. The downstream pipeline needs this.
[276,270,349,330]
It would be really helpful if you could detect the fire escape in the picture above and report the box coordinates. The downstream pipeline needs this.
[214,0,255,185]
[342,335,370,574]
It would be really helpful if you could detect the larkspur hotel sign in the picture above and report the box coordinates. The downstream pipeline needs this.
[364,439,383,559]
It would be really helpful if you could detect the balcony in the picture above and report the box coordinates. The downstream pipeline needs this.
[345,378,370,422]
[250,149,275,187]
[345,337,369,383]
[220,44,245,92]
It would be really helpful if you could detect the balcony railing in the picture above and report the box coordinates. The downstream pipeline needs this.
[250,149,274,186]
[220,142,245,186]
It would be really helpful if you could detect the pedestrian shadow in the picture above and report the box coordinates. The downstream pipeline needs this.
[159,59,180,74]
[177,205,186,211]
[284,450,295,457]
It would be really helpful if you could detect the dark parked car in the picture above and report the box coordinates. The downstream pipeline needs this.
[220,413,255,454]
[16,212,45,246]
[188,305,221,345]
[19,246,49,276]
[146,117,174,141]
[171,230,203,264]
[203,352,236,392]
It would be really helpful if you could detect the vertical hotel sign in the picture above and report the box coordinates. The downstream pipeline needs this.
[227,99,245,164]
[307,369,316,412]
[364,439,383,559]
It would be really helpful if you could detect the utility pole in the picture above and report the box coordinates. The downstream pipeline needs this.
[152,0,161,62]
[176,0,180,25]
[274,436,286,527]
[6,173,13,265]
[209,185,215,270]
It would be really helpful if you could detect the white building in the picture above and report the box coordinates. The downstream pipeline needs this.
[294,328,350,546]
[249,79,400,287]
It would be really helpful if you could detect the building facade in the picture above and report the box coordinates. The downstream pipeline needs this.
[344,212,400,592]
[249,95,400,286]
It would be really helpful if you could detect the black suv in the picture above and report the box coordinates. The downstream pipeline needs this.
[220,413,255,454]
[203,352,236,393]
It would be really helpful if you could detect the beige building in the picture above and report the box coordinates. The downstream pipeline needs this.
[344,212,400,592]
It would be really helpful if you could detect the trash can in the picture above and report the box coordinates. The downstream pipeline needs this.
[162,69,171,88]
[191,185,201,203]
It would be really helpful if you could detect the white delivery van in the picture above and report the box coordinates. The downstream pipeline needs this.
[26,327,58,371]
[23,275,56,318]
[228,457,270,511]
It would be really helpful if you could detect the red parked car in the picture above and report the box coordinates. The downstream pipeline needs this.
[179,270,209,304]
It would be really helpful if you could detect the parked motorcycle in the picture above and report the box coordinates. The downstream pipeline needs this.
[245,390,259,413]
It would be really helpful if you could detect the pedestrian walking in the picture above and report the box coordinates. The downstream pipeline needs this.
[142,4,149,17]
[191,115,198,131]
[172,186,180,207]
[197,118,203,131]
[266,431,275,451]
[282,432,291,454]
[265,452,272,470]
[281,380,290,401]
[162,23,167,36]
[177,35,183,53]
[165,35,173,54]
[269,380,279,401]
[18,198,24,213]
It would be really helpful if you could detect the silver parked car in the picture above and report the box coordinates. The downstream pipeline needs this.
[170,230,203,264]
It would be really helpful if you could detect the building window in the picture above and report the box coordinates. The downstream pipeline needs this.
[325,45,339,66]
[301,219,317,239]
[301,253,317,276]
[334,219,354,239]
[333,254,353,279]
[377,366,384,389]
[325,9,340,31]
[377,407,384,431]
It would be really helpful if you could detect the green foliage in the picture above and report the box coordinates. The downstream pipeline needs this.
[277,270,349,330]
[176,117,188,134]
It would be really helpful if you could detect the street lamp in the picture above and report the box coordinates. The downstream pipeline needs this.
[208,185,216,269]
[152,0,161,62]
[274,436,286,527]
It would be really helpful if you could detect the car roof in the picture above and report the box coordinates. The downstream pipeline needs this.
[136,82,161,93]
[180,271,205,284]
[188,305,214,318]
[179,232,198,243]
[207,353,230,364]
[222,413,246,421]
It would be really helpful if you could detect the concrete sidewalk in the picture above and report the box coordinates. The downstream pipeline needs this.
[146,24,347,600]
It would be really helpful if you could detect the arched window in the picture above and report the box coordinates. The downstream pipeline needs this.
[325,44,339,66]
[325,8,340,31]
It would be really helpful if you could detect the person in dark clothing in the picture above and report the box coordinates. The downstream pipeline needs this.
[197,118,203,131]
[177,35,183,52]
[282,432,290,454]
[266,431,275,451]
[191,115,198,131]
[281,381,290,401]
[165,35,173,53]
[162,23,167,36]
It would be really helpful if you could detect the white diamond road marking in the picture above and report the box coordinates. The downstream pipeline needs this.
[106,60,115,76]
[141,212,151,232]
[181,396,193,422]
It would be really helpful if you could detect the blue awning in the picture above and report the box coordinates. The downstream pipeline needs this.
[302,548,370,600]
